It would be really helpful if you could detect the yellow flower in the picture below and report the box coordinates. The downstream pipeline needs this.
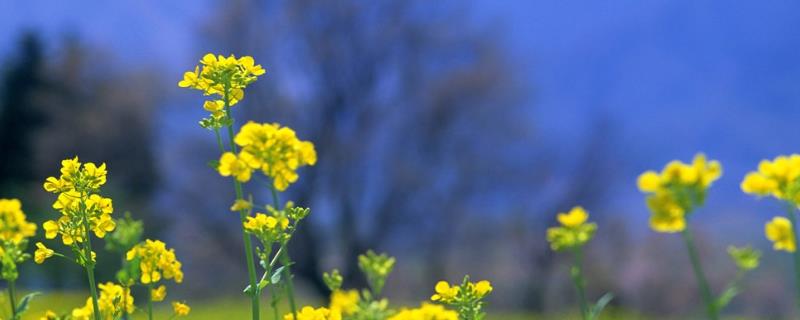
[546,206,597,250]
[72,282,134,320]
[742,155,800,203]
[244,212,290,243]
[40,310,59,320]
[178,53,265,118]
[474,280,493,297]
[638,154,721,233]
[284,306,340,320]
[34,242,54,264]
[329,289,359,316]
[230,199,253,212]
[557,206,588,227]
[217,152,254,182]
[766,216,796,252]
[151,285,167,302]
[232,122,317,191]
[431,281,459,303]
[126,239,184,285]
[172,301,191,317]
[0,198,37,244]
[389,303,458,320]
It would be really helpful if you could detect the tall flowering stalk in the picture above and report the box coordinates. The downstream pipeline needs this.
[0,198,38,320]
[640,153,759,319]
[179,53,316,320]
[546,206,612,320]
[40,157,118,320]
[741,154,800,310]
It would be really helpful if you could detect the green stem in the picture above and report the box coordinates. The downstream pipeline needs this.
[280,248,298,320]
[570,248,589,320]
[785,205,800,311]
[218,85,260,320]
[8,280,17,320]
[681,227,718,320]
[81,204,101,320]
[147,283,154,320]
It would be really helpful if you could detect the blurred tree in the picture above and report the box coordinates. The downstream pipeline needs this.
[0,33,47,195]
[196,0,534,297]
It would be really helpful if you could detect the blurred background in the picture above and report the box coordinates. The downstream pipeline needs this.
[1,0,800,318]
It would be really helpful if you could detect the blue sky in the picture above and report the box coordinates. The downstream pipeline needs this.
[3,0,800,239]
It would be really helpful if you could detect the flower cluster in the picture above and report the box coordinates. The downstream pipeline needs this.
[284,306,341,320]
[178,53,265,120]
[172,301,191,317]
[765,216,795,252]
[71,282,134,320]
[431,277,492,320]
[0,198,37,281]
[741,154,800,202]
[388,303,458,320]
[0,199,36,244]
[126,239,184,285]
[218,122,317,190]
[42,157,116,246]
[638,153,722,233]
[329,289,360,316]
[546,206,597,251]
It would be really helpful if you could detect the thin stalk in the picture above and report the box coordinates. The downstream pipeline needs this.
[81,205,101,320]
[268,187,297,319]
[570,248,589,320]
[681,227,718,320]
[280,248,298,320]
[785,205,800,310]
[8,280,16,320]
[218,85,260,320]
[147,283,154,320]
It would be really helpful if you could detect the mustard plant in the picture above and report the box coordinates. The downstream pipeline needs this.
[640,153,759,319]
[546,206,612,320]
[741,154,800,310]
[179,53,316,320]
[0,198,39,320]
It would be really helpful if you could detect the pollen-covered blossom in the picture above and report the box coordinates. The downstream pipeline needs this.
[766,216,796,252]
[0,199,36,244]
[329,289,359,316]
[389,303,458,320]
[178,53,265,119]
[218,122,317,190]
[546,206,597,251]
[42,157,116,246]
[283,306,341,320]
[71,282,134,320]
[741,155,800,202]
[172,301,191,317]
[126,239,184,285]
[638,154,722,233]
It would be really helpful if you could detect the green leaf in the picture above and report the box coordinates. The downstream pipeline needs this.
[15,291,41,315]
[588,292,614,320]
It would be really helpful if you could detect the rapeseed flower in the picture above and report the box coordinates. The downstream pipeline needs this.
[126,239,184,285]
[34,242,54,264]
[389,303,458,320]
[727,245,761,271]
[741,154,800,202]
[766,216,796,252]
[178,54,265,121]
[329,289,359,316]
[151,284,167,302]
[0,198,36,244]
[172,301,191,317]
[71,282,134,320]
[430,277,492,320]
[638,154,722,233]
[283,306,341,320]
[218,122,317,190]
[546,206,597,251]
